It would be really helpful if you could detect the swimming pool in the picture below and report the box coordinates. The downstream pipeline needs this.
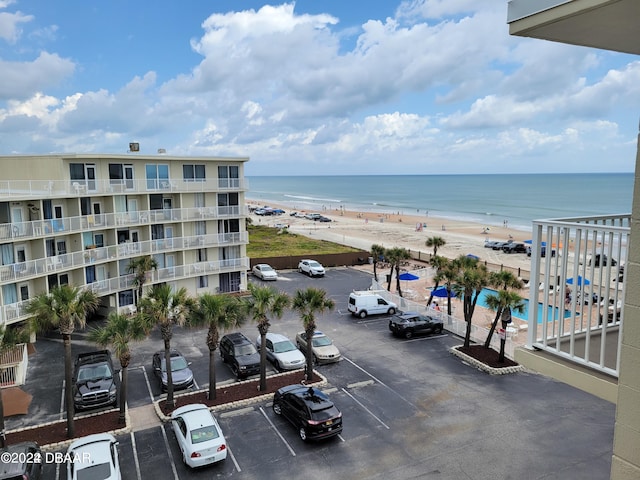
[476,288,573,323]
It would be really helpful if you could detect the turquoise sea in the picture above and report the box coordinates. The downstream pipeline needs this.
[247,173,634,232]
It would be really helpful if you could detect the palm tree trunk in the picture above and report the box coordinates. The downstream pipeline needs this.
[463,297,473,348]
[164,339,175,409]
[304,326,315,381]
[119,366,128,424]
[63,334,75,438]
[208,348,216,400]
[484,308,503,348]
[395,265,403,297]
[258,324,269,392]
[373,262,378,282]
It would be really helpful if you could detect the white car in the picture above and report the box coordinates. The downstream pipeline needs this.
[295,330,341,364]
[66,433,121,480]
[252,263,278,281]
[256,332,305,371]
[298,259,325,277]
[171,404,227,468]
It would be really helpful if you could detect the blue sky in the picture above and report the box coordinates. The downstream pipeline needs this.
[1,0,638,175]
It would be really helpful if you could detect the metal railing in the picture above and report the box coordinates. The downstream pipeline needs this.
[0,343,28,387]
[0,205,249,243]
[527,214,629,377]
[1,256,249,325]
[0,177,248,199]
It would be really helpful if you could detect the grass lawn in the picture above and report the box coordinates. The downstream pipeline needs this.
[247,224,360,257]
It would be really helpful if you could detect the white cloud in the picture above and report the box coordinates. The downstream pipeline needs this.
[0,8,32,43]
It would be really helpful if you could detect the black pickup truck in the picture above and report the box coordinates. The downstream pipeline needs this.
[73,350,119,411]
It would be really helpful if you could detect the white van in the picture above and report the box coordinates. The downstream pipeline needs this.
[348,291,397,318]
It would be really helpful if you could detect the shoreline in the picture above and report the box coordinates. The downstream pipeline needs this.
[247,199,534,274]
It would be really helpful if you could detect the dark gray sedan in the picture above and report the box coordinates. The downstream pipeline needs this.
[152,349,194,392]
[389,312,444,339]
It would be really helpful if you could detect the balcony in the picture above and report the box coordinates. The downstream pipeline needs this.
[0,177,248,200]
[1,257,250,326]
[523,213,629,379]
[0,205,249,243]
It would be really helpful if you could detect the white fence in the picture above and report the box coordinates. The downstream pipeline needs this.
[0,343,28,387]
[370,278,517,359]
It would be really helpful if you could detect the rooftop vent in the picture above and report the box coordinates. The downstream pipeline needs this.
[129,142,140,152]
[157,148,166,154]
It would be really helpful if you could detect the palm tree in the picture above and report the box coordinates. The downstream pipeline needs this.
[384,247,398,291]
[425,236,446,258]
[0,325,29,447]
[425,256,449,307]
[393,248,411,297]
[434,260,459,316]
[483,271,525,348]
[25,284,100,438]
[190,293,247,399]
[127,255,158,306]
[87,312,151,424]
[292,288,335,381]
[246,283,290,392]
[138,284,192,409]
[370,244,386,282]
[451,255,489,348]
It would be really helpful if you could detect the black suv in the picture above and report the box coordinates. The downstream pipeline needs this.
[0,442,42,479]
[220,332,261,379]
[502,242,527,254]
[73,350,118,411]
[389,312,444,339]
[273,384,343,441]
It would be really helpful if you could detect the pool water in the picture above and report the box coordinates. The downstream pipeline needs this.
[476,288,573,323]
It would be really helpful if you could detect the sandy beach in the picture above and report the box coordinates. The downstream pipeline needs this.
[248,200,534,274]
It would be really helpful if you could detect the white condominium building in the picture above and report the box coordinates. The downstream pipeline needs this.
[0,153,250,327]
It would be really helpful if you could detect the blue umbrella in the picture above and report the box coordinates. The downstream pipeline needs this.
[466,254,479,260]
[567,276,590,286]
[430,286,457,298]
[398,272,419,281]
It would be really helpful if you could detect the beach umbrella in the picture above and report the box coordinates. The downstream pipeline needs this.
[567,276,590,286]
[430,286,456,298]
[398,272,419,281]
[466,254,479,260]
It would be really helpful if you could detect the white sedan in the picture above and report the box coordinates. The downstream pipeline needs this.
[295,330,341,364]
[66,433,121,480]
[298,259,325,277]
[252,263,278,281]
[171,404,227,468]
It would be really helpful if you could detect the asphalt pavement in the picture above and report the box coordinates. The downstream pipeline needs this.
[7,267,615,479]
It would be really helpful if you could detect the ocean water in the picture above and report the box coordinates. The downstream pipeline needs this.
[247,173,634,232]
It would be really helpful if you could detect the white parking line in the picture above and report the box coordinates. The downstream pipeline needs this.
[341,388,390,430]
[227,444,242,472]
[259,406,296,457]
[160,425,180,480]
[130,431,142,480]
[342,356,416,409]
[139,365,155,403]
[402,333,448,343]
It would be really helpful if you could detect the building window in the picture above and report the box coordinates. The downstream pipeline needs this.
[69,163,85,180]
[119,290,134,307]
[183,164,205,181]
[146,164,169,189]
[198,275,208,288]
[218,165,239,188]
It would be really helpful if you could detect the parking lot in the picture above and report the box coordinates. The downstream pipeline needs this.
[9,268,615,479]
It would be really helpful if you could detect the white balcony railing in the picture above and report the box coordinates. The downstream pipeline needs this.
[0,205,249,243]
[1,257,250,326]
[527,214,629,377]
[0,177,248,199]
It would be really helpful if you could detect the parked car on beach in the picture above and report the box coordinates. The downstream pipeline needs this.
[502,242,527,254]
